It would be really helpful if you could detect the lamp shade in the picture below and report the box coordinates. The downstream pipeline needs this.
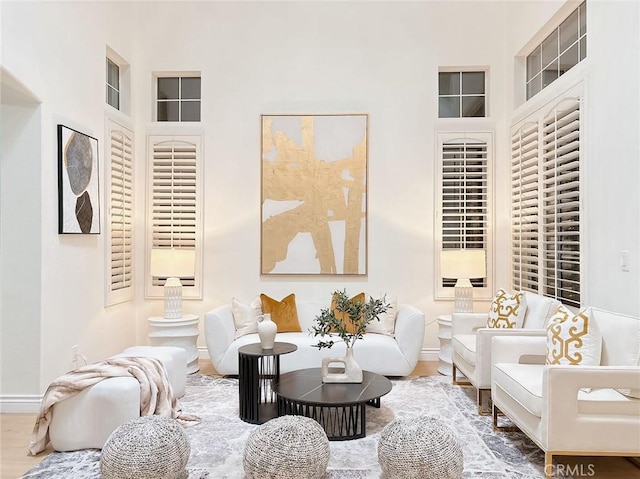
[440,249,486,279]
[150,248,195,277]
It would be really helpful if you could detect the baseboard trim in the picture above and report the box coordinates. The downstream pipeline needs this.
[0,394,43,414]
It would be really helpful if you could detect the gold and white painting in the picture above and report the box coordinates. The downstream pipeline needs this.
[261,114,368,275]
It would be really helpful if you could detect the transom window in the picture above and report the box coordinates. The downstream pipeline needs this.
[526,2,586,100]
[438,71,486,118]
[106,58,120,110]
[156,76,201,122]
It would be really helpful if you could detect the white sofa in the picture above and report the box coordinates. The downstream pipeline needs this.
[491,308,640,477]
[204,300,426,376]
[451,291,561,413]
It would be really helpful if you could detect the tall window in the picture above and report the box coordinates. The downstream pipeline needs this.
[156,76,201,122]
[146,135,203,299]
[436,132,493,299]
[511,96,581,307]
[106,58,120,110]
[105,121,134,305]
[438,71,486,118]
[526,1,586,99]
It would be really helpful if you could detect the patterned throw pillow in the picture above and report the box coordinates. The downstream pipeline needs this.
[260,293,301,332]
[486,289,527,328]
[546,305,602,366]
[231,296,262,338]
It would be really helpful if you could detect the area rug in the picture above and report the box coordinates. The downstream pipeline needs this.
[23,374,558,478]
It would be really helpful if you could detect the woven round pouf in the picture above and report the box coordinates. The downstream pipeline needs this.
[100,415,190,479]
[378,416,463,479]
[243,415,330,479]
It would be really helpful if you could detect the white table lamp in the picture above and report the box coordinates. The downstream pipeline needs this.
[441,249,486,313]
[150,248,195,319]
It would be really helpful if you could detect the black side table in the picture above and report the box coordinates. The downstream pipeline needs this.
[238,342,297,424]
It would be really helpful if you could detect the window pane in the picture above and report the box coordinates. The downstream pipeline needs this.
[527,46,542,82]
[439,72,460,95]
[579,2,586,36]
[107,59,119,88]
[439,97,460,118]
[559,43,578,76]
[527,74,542,99]
[579,37,587,61]
[559,10,579,54]
[107,87,119,109]
[158,78,179,100]
[157,101,179,121]
[542,66,559,89]
[541,32,558,69]
[181,101,201,122]
[181,77,201,100]
[462,96,485,117]
[462,72,484,95]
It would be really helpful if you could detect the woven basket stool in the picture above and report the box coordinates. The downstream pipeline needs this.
[378,416,463,479]
[100,415,190,479]
[243,415,330,479]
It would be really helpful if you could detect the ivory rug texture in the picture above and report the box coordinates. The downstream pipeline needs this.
[23,374,558,479]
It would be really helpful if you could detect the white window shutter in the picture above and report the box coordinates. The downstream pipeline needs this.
[146,135,202,299]
[541,99,581,307]
[511,122,539,293]
[436,132,493,300]
[106,122,134,306]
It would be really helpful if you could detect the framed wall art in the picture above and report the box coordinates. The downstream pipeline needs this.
[58,124,100,234]
[261,113,368,275]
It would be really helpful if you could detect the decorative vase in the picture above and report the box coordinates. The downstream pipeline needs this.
[321,346,363,383]
[257,313,277,349]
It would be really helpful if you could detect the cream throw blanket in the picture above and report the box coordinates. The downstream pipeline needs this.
[29,356,198,455]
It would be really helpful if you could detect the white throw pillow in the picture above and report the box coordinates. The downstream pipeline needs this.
[546,305,602,366]
[231,296,262,339]
[366,296,398,336]
[486,289,528,329]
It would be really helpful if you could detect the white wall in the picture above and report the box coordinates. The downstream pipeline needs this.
[505,0,640,316]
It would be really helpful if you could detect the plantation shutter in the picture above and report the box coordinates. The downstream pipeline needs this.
[541,99,581,307]
[106,123,134,305]
[511,122,539,292]
[438,135,490,290]
[146,136,202,298]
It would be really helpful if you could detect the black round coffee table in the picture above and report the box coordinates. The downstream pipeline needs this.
[272,367,392,440]
[238,342,297,424]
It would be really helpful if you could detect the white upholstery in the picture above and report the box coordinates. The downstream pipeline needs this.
[491,308,640,476]
[48,346,187,452]
[204,300,426,376]
[451,292,560,410]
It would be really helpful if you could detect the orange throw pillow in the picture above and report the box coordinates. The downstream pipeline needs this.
[260,293,301,332]
[331,292,365,334]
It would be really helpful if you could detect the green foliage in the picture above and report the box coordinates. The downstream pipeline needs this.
[311,289,390,350]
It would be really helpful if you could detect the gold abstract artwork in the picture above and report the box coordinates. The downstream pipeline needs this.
[261,114,368,275]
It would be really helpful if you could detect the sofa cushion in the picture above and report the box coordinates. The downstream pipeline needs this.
[487,289,527,329]
[522,293,560,329]
[330,292,365,334]
[231,296,262,339]
[366,296,398,336]
[546,305,601,366]
[261,293,302,332]
[494,363,640,418]
[452,334,477,366]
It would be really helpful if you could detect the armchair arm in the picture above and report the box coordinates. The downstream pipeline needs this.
[474,328,546,389]
[491,335,547,367]
[394,304,426,371]
[451,312,488,336]
[204,305,236,369]
[543,366,640,453]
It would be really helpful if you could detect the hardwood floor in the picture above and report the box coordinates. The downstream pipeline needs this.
[1,360,638,479]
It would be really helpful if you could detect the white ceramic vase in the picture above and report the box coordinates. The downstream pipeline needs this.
[257,313,277,349]
[321,346,363,383]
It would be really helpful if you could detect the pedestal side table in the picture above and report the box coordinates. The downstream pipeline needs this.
[238,342,297,425]
[437,314,453,376]
[148,314,200,374]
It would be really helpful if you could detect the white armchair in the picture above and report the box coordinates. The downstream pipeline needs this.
[451,292,560,414]
[491,309,640,478]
